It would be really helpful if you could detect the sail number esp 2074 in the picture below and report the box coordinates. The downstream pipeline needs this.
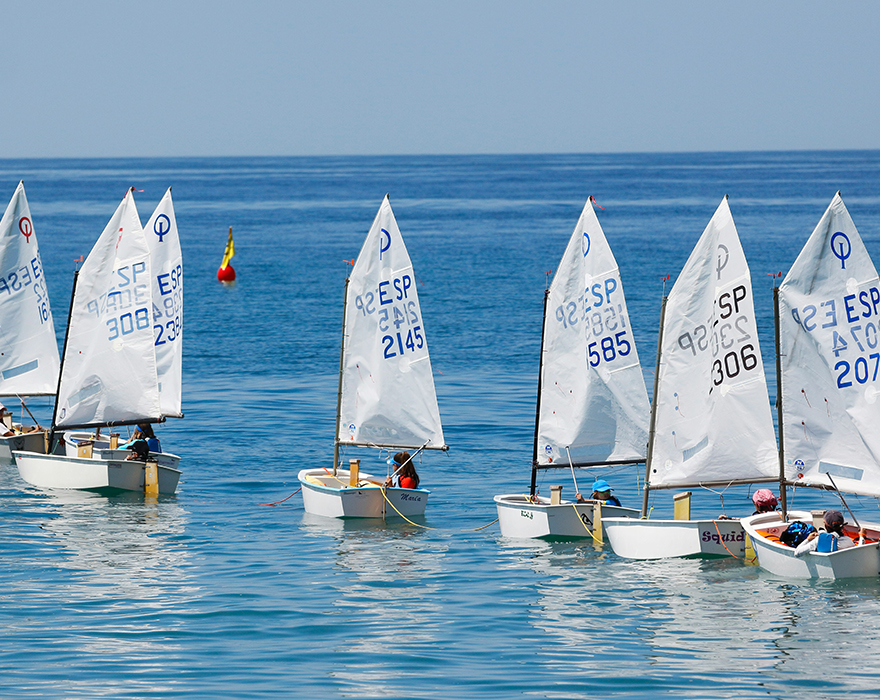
[790,285,880,389]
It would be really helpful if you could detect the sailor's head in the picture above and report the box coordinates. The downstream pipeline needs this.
[824,510,845,534]
[752,489,778,512]
[592,479,612,497]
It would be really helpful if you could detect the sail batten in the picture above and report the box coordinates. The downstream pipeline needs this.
[648,198,777,488]
[536,198,650,466]
[337,196,445,450]
[779,193,880,497]
[0,182,60,397]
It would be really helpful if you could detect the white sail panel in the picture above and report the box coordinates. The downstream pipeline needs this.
[537,198,650,466]
[779,193,880,496]
[144,189,183,418]
[338,196,445,449]
[649,197,777,487]
[55,190,161,429]
[0,182,60,396]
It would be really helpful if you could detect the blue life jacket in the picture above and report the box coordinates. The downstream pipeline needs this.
[815,532,838,553]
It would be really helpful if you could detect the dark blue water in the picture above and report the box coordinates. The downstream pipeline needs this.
[3,152,880,698]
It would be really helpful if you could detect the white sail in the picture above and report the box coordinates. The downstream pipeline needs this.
[0,182,60,396]
[537,198,650,466]
[649,197,777,487]
[779,193,880,496]
[144,189,183,418]
[338,195,445,450]
[55,189,161,429]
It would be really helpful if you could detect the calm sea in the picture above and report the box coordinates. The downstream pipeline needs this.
[2,152,880,699]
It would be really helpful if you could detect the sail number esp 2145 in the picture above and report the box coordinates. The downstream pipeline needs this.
[353,273,425,360]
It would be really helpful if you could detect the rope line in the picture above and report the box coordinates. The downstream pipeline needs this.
[273,475,501,531]
[471,518,499,531]
[712,519,741,559]
[259,488,301,506]
[378,485,438,529]
[572,503,603,544]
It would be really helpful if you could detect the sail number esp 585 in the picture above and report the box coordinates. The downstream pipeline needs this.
[554,277,633,368]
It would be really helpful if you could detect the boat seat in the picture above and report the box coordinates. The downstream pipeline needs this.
[757,530,784,545]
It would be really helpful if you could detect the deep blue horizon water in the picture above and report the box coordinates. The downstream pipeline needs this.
[3,152,880,698]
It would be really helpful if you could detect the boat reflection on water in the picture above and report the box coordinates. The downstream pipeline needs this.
[498,537,880,695]
[299,512,446,695]
[36,489,195,599]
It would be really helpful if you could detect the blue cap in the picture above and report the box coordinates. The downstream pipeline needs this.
[592,479,612,492]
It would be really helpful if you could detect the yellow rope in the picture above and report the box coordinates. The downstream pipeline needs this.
[572,503,603,544]
[471,518,499,531]
[379,485,439,529]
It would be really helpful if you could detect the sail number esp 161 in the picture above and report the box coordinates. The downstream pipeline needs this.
[0,254,51,325]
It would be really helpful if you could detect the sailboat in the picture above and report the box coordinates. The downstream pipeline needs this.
[14,188,184,494]
[298,195,447,518]
[742,193,880,578]
[0,182,61,464]
[604,197,779,559]
[494,197,649,539]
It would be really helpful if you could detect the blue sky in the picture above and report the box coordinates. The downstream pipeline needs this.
[3,1,879,158]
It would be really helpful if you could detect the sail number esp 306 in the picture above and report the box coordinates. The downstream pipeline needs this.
[675,284,760,392]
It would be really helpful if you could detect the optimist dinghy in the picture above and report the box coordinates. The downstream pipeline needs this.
[742,193,880,578]
[298,196,447,519]
[604,197,779,559]
[0,182,60,464]
[494,198,648,539]
[14,188,184,495]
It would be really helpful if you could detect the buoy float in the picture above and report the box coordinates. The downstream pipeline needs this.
[217,226,236,282]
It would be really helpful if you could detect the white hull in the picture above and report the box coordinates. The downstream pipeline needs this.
[298,468,429,519]
[604,517,747,559]
[0,430,47,465]
[14,450,181,495]
[742,511,880,579]
[494,494,639,539]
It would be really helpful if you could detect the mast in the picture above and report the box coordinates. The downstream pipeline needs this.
[773,285,787,516]
[332,276,350,475]
[641,295,668,518]
[529,287,551,497]
[47,268,80,452]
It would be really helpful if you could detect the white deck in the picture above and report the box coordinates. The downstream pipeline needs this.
[604,517,747,559]
[742,510,880,579]
[14,450,181,495]
[298,468,429,519]
[494,493,639,539]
